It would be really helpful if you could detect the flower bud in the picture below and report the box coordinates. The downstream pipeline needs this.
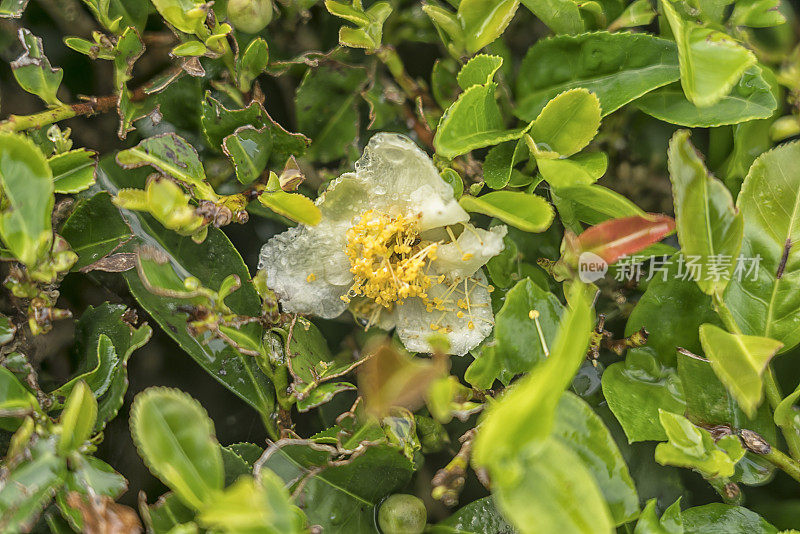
[227,0,273,34]
[378,494,426,534]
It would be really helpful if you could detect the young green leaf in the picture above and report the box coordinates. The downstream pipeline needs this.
[258,189,321,226]
[661,0,756,107]
[459,191,554,232]
[130,387,224,510]
[537,152,608,188]
[634,499,683,534]
[668,130,743,296]
[519,0,584,34]
[457,0,519,54]
[223,126,272,185]
[682,503,778,533]
[237,37,269,91]
[57,381,98,455]
[515,32,679,121]
[10,28,63,106]
[726,141,800,351]
[48,148,97,194]
[456,54,504,90]
[655,410,745,478]
[0,132,54,267]
[0,365,39,428]
[699,323,783,418]
[0,444,67,531]
[529,88,601,157]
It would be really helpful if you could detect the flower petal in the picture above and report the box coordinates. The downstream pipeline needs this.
[327,133,469,230]
[257,223,351,318]
[395,271,494,356]
[433,224,507,279]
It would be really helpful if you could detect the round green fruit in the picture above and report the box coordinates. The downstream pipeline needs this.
[378,494,427,534]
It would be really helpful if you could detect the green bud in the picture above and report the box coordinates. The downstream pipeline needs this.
[378,494,426,534]
[228,0,274,34]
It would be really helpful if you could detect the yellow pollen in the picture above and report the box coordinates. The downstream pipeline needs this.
[345,210,439,308]
[306,273,316,282]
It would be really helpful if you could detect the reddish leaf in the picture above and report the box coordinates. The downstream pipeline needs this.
[575,214,675,264]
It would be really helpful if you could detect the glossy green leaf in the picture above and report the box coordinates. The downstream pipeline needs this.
[608,0,656,31]
[130,387,224,510]
[0,132,54,266]
[0,0,28,17]
[775,382,800,447]
[699,323,782,417]
[428,497,513,533]
[668,130,743,296]
[98,162,275,421]
[61,192,132,271]
[635,499,683,534]
[0,365,39,428]
[48,148,97,194]
[474,281,593,467]
[602,351,686,442]
[0,442,66,532]
[730,0,786,27]
[492,278,564,380]
[538,152,608,188]
[10,28,63,106]
[726,141,800,351]
[116,133,216,201]
[483,139,528,189]
[682,504,778,533]
[637,67,777,127]
[223,126,272,185]
[661,0,755,107]
[551,184,645,227]
[515,32,679,121]
[150,0,205,33]
[530,88,601,157]
[459,191,554,232]
[554,392,639,525]
[296,63,365,163]
[457,54,504,90]
[258,189,321,226]
[519,0,584,34]
[458,0,519,54]
[198,473,304,534]
[237,37,269,91]
[57,381,97,455]
[655,410,745,478]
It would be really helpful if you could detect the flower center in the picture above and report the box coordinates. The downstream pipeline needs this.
[343,210,440,308]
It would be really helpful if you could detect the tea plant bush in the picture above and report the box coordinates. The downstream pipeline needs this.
[0,0,799,532]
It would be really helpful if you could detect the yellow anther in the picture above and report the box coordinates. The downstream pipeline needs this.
[468,321,475,330]
[461,253,474,261]
[306,273,316,282]
[528,309,539,320]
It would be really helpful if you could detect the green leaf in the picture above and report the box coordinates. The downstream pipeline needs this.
[474,281,593,467]
[682,504,778,533]
[56,455,128,531]
[726,141,800,351]
[457,54,504,90]
[699,323,782,418]
[775,383,800,448]
[116,133,217,201]
[519,0,584,34]
[602,350,686,442]
[487,436,614,534]
[530,88,601,157]
[0,132,54,267]
[150,0,205,33]
[491,278,564,381]
[145,492,196,533]
[435,57,524,159]
[48,148,97,194]
[635,499,683,534]
[61,192,132,271]
[515,32,680,121]
[457,0,519,54]
[198,474,304,534]
[264,430,413,532]
[10,28,63,106]
[237,37,269,91]
[296,382,356,412]
[459,191,554,232]
[636,67,777,127]
[483,139,528,189]
[258,189,321,226]
[223,126,272,185]
[428,497,513,533]
[661,0,755,107]
[98,161,275,421]
[551,184,645,227]
[0,365,39,428]
[57,381,98,455]
[608,0,656,31]
[730,0,786,27]
[538,152,608,188]
[0,442,66,532]
[655,410,745,478]
[0,0,28,17]
[554,392,639,525]
[296,63,365,163]
[130,387,224,510]
[668,130,743,296]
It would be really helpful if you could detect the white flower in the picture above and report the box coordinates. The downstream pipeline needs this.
[258,133,506,355]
